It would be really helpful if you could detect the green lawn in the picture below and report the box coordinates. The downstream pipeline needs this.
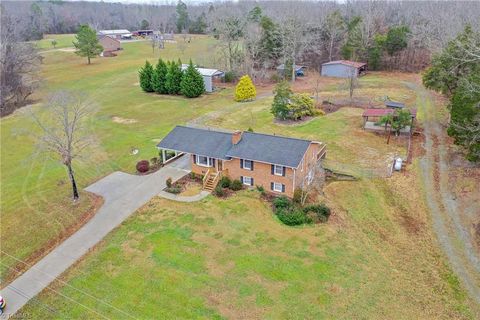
[21,183,478,319]
[34,34,76,50]
[2,35,479,318]
[0,35,230,282]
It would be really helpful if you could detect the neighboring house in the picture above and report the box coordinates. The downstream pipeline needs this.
[277,64,306,78]
[133,29,154,37]
[181,64,224,93]
[98,36,121,56]
[321,60,367,78]
[97,29,132,40]
[157,126,327,197]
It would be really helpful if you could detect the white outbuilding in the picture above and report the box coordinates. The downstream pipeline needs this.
[321,60,367,78]
[181,64,224,93]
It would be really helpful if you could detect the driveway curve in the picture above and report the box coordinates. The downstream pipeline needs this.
[1,158,190,317]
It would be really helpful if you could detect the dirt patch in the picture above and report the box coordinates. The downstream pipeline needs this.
[1,193,104,287]
[112,116,138,124]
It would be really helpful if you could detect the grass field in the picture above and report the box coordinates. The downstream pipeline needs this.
[2,34,479,318]
[34,34,76,50]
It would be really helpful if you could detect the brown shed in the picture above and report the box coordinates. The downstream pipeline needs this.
[99,36,121,55]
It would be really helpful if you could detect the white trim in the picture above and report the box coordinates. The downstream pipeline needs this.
[243,159,253,170]
[273,182,283,192]
[195,155,213,167]
[273,165,283,176]
[242,176,253,186]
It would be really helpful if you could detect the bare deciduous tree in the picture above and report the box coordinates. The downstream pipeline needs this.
[345,68,359,102]
[32,91,95,201]
[298,162,326,206]
[0,13,42,116]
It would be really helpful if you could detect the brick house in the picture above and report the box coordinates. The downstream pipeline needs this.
[98,35,121,56]
[157,126,326,197]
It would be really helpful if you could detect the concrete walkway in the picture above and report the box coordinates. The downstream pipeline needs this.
[158,190,210,202]
[1,160,190,317]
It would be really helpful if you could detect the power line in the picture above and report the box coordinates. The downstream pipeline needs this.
[1,251,138,320]
[1,262,111,320]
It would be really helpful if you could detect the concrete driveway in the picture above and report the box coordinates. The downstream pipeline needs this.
[1,156,190,317]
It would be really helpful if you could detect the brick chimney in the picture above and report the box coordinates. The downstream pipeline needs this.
[232,130,243,145]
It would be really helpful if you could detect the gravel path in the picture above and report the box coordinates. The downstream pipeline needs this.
[411,81,480,304]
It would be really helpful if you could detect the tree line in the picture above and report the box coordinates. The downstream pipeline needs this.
[139,60,204,98]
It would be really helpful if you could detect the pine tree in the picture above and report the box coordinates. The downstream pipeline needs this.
[152,58,168,94]
[165,60,183,94]
[73,25,103,65]
[180,61,204,98]
[271,81,292,120]
[139,61,154,92]
[235,75,256,102]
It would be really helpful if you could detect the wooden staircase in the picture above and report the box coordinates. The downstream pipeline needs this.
[203,170,220,192]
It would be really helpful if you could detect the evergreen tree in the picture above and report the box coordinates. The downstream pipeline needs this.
[180,61,204,98]
[384,26,410,55]
[165,60,183,94]
[235,75,256,101]
[176,0,189,33]
[152,58,168,94]
[73,25,103,65]
[271,81,292,120]
[139,61,154,92]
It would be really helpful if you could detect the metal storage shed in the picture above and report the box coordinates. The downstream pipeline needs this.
[181,65,224,93]
[321,60,367,78]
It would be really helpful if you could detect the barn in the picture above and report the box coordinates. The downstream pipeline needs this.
[98,36,121,56]
[181,64,224,93]
[321,60,367,78]
[97,29,132,40]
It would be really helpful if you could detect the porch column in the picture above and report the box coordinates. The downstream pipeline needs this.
[162,149,166,163]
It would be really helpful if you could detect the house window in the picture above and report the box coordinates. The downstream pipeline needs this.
[243,160,253,170]
[272,182,284,193]
[242,176,253,186]
[195,155,213,167]
[307,170,314,185]
[274,165,284,176]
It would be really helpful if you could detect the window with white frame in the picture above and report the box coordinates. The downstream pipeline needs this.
[273,182,283,192]
[243,160,253,170]
[195,155,213,167]
[242,176,253,186]
[274,165,284,176]
[307,170,314,185]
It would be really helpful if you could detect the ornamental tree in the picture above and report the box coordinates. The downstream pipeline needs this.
[139,61,154,92]
[235,75,256,101]
[73,25,103,65]
[152,58,168,94]
[180,61,204,98]
[271,80,292,120]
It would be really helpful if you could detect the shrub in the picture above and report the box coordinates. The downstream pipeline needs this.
[219,176,231,188]
[256,185,265,193]
[276,208,312,226]
[293,188,303,204]
[166,177,173,188]
[136,160,150,173]
[214,185,225,197]
[288,93,315,120]
[271,80,292,120]
[224,70,236,83]
[230,179,243,191]
[247,127,254,132]
[165,186,182,194]
[190,172,197,179]
[235,75,256,102]
[303,204,331,223]
[273,196,292,210]
[150,157,159,167]
[180,60,204,98]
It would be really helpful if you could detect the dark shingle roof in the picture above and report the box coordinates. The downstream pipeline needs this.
[157,126,314,168]
[385,100,405,108]
[157,126,232,160]
[225,132,311,168]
